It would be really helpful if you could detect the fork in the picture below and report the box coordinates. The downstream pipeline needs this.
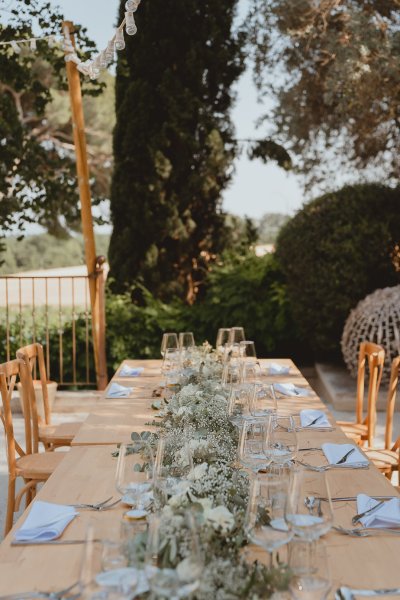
[296,459,369,472]
[69,496,113,509]
[336,586,400,598]
[333,525,400,537]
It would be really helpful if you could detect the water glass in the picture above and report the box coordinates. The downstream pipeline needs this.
[102,540,128,571]
[161,347,181,378]
[154,435,193,502]
[238,419,270,472]
[115,442,154,510]
[264,414,298,465]
[244,473,293,565]
[145,512,203,600]
[286,468,333,540]
[227,385,252,427]
[161,333,179,357]
[250,383,277,417]
[288,539,332,599]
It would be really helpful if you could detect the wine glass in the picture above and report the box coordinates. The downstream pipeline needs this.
[286,468,333,540]
[263,414,298,465]
[288,539,332,599]
[250,383,277,417]
[244,473,293,567]
[145,511,203,600]
[161,347,181,378]
[161,333,179,357]
[238,419,270,472]
[227,385,252,427]
[178,332,195,350]
[154,435,193,503]
[115,442,154,514]
[229,327,246,345]
[216,328,231,356]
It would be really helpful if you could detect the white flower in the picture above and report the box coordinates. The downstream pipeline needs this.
[198,497,213,511]
[168,492,188,509]
[204,505,235,533]
[188,462,208,481]
[177,557,202,582]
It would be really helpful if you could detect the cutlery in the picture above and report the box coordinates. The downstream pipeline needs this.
[333,526,400,537]
[336,448,355,464]
[319,496,396,503]
[11,538,102,546]
[298,447,322,452]
[69,495,113,509]
[336,586,400,598]
[296,460,369,472]
[352,500,385,525]
[305,414,324,427]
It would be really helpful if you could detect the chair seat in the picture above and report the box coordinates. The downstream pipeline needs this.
[16,451,66,479]
[364,448,399,471]
[337,421,368,439]
[39,421,82,445]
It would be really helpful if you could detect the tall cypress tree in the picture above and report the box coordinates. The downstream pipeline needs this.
[109,0,245,302]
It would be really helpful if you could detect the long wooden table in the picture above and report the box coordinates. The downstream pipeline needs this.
[0,359,399,596]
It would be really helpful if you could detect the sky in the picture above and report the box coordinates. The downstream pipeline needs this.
[9,0,305,223]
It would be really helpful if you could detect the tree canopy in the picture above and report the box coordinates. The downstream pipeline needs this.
[0,0,109,243]
[248,0,400,190]
[108,0,246,302]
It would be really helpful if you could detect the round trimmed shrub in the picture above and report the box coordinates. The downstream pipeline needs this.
[275,183,400,359]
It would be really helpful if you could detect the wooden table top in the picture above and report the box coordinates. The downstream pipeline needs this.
[0,358,399,595]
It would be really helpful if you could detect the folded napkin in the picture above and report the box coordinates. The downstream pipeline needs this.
[14,501,78,542]
[107,382,133,398]
[267,363,290,376]
[356,494,400,528]
[322,443,369,467]
[119,365,144,377]
[273,383,311,397]
[300,409,331,429]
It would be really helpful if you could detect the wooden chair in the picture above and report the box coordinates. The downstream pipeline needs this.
[364,356,400,479]
[337,341,385,447]
[16,343,82,450]
[0,359,66,535]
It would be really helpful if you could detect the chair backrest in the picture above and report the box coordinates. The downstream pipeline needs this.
[384,356,400,450]
[0,359,32,480]
[355,341,385,445]
[16,342,51,426]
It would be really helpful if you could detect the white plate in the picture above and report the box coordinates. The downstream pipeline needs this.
[125,509,148,519]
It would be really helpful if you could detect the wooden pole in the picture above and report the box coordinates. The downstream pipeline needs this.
[63,20,108,390]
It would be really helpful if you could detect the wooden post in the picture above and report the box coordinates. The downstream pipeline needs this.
[63,20,108,390]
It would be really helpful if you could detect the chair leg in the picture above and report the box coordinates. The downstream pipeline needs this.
[4,477,16,536]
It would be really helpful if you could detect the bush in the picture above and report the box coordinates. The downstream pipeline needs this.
[105,253,305,369]
[184,253,304,359]
[275,183,400,359]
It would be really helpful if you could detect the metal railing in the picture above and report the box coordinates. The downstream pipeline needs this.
[0,268,100,387]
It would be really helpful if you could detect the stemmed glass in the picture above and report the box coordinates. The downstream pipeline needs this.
[115,441,154,515]
[229,326,246,345]
[154,435,193,504]
[178,332,195,350]
[161,333,179,357]
[263,415,298,465]
[216,328,231,356]
[286,468,333,540]
[161,347,181,379]
[222,345,242,385]
[244,473,293,567]
[145,511,203,600]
